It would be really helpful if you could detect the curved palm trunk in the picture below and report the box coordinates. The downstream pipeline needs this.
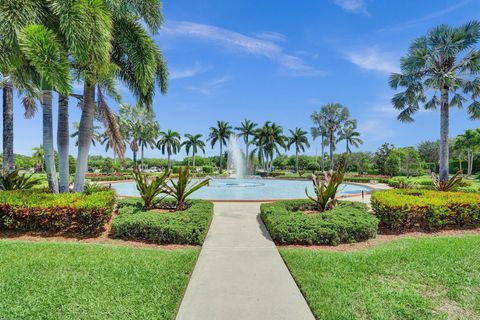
[2,82,14,172]
[192,151,196,167]
[329,131,334,171]
[320,134,325,172]
[439,87,449,182]
[42,90,59,193]
[73,84,95,192]
[57,94,69,193]
[133,150,137,168]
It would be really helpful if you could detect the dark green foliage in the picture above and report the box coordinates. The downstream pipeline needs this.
[202,165,214,174]
[305,170,344,212]
[0,170,40,190]
[133,169,170,210]
[165,166,210,210]
[371,189,480,231]
[111,198,214,245]
[306,161,320,173]
[260,200,378,245]
[0,190,116,235]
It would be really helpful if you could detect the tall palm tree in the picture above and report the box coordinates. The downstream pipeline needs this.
[182,134,206,167]
[318,103,350,171]
[390,21,480,182]
[251,121,285,171]
[208,121,232,173]
[235,119,257,172]
[287,127,310,173]
[337,120,363,153]
[73,0,167,192]
[310,111,327,172]
[157,129,181,170]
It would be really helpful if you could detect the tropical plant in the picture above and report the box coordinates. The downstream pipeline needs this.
[318,104,350,170]
[432,170,464,191]
[235,119,257,172]
[71,122,102,147]
[310,111,327,172]
[417,140,440,172]
[208,121,232,173]
[251,121,285,171]
[157,130,181,170]
[453,129,480,176]
[305,169,345,212]
[0,169,40,191]
[337,119,362,153]
[133,168,170,210]
[182,134,206,167]
[390,21,480,182]
[32,145,44,170]
[286,127,310,173]
[164,166,210,211]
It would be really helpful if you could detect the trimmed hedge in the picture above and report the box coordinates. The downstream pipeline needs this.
[111,198,214,245]
[344,176,390,184]
[0,190,116,235]
[371,189,480,231]
[260,200,378,245]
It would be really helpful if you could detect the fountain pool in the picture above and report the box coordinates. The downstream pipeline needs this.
[112,178,371,201]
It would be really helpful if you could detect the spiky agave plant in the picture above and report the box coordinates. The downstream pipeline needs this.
[164,166,210,211]
[432,170,463,191]
[305,169,344,212]
[133,168,170,210]
[0,170,40,191]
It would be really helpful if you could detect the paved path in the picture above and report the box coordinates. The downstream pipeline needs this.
[176,202,315,320]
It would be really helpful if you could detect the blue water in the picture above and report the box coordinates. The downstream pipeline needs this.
[111,178,371,200]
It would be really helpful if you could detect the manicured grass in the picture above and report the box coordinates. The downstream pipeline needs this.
[280,235,480,320]
[0,240,199,320]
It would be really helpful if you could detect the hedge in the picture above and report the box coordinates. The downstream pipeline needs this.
[0,190,116,235]
[111,198,214,245]
[260,200,378,245]
[371,189,480,231]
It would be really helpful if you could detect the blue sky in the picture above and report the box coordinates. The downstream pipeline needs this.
[8,0,480,159]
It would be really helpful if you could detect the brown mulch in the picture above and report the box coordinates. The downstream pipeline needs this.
[279,228,480,252]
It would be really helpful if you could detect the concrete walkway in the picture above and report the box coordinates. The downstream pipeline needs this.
[176,202,315,320]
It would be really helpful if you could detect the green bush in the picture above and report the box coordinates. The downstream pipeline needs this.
[371,189,480,231]
[202,165,214,174]
[0,190,116,235]
[260,200,378,245]
[111,198,214,245]
[344,176,390,184]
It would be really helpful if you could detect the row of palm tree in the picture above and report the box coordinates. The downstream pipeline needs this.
[0,0,168,193]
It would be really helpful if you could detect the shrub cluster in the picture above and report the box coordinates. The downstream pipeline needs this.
[344,176,390,184]
[371,189,480,231]
[86,173,133,182]
[0,190,116,235]
[111,198,214,245]
[260,200,378,245]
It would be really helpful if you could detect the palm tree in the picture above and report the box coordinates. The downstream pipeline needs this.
[235,119,257,172]
[182,134,206,167]
[287,128,310,173]
[157,130,182,170]
[208,121,232,173]
[310,111,327,172]
[453,129,480,176]
[390,21,480,182]
[337,120,363,153]
[318,103,350,170]
[252,121,285,171]
[73,1,168,192]
[32,145,44,171]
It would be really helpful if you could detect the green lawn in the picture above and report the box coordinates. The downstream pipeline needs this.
[280,235,480,320]
[0,240,199,320]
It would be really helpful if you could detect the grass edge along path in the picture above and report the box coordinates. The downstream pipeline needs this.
[280,235,480,320]
[0,240,199,320]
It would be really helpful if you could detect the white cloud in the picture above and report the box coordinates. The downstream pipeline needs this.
[254,31,287,42]
[161,21,325,77]
[186,76,231,96]
[343,47,399,74]
[333,0,369,15]
[357,119,395,142]
[169,63,211,80]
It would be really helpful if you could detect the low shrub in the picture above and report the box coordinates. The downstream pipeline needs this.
[202,165,214,174]
[260,200,378,245]
[86,173,133,182]
[371,189,480,231]
[111,198,214,245]
[0,190,116,235]
[344,176,390,184]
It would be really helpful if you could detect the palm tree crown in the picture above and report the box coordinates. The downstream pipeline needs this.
[182,134,206,167]
[287,127,310,172]
[337,120,363,153]
[235,119,257,172]
[208,121,233,172]
[157,129,182,170]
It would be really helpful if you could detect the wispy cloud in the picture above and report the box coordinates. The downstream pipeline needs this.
[169,63,211,80]
[358,119,395,142]
[161,21,325,77]
[254,31,287,42]
[378,0,470,32]
[186,76,231,96]
[333,0,369,15]
[343,46,399,74]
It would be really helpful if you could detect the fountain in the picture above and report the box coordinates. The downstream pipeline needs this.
[227,134,245,179]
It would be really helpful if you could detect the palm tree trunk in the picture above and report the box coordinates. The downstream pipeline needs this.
[439,87,449,182]
[141,144,144,170]
[295,149,299,173]
[42,90,59,193]
[167,153,171,170]
[329,131,334,171]
[320,134,325,172]
[73,84,95,192]
[219,143,223,173]
[133,150,137,167]
[245,137,249,174]
[467,150,473,176]
[57,94,69,193]
[2,82,14,172]
[192,151,196,167]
